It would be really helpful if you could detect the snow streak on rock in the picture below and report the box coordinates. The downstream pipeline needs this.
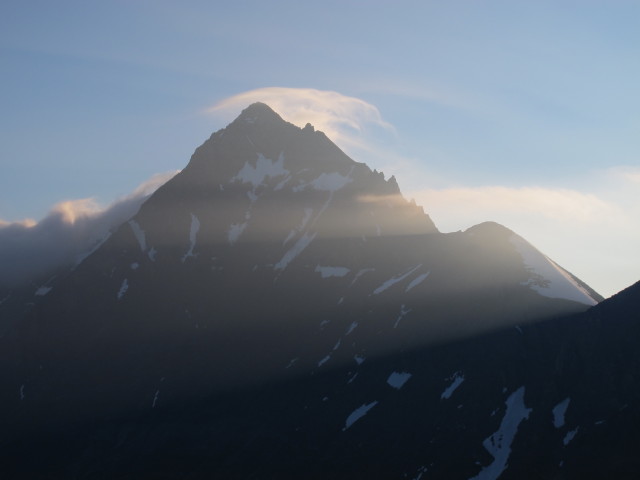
[345,321,358,335]
[275,232,317,271]
[350,268,375,287]
[553,398,570,429]
[441,372,465,400]
[318,354,331,367]
[284,208,314,245]
[372,264,422,295]
[394,304,411,328]
[182,213,200,262]
[405,271,430,292]
[315,265,350,278]
[117,279,129,300]
[35,286,52,296]
[387,372,412,390]
[469,386,532,480]
[128,220,147,252]
[228,222,247,245]
[342,401,378,431]
[563,427,578,446]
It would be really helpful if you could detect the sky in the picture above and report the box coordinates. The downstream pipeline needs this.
[1,0,639,297]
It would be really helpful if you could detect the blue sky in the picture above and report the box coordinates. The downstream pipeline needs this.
[1,1,639,297]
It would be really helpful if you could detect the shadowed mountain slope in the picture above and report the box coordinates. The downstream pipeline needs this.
[0,103,619,479]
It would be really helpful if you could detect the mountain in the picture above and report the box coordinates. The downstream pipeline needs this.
[0,103,621,479]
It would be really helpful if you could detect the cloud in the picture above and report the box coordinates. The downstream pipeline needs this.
[412,186,623,228]
[359,79,482,112]
[208,87,395,153]
[0,170,178,288]
[208,87,423,184]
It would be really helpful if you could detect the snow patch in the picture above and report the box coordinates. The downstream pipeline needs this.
[469,387,531,480]
[117,279,129,300]
[350,268,375,286]
[181,213,200,262]
[354,354,365,365]
[275,232,317,271]
[300,208,313,229]
[318,354,331,367]
[233,152,289,188]
[509,234,597,306]
[412,466,428,480]
[373,265,422,295]
[35,286,52,296]
[128,220,147,252]
[405,271,431,292]
[345,321,358,335]
[310,171,353,192]
[342,401,378,431]
[130,262,140,270]
[553,398,570,429]
[228,222,247,245]
[283,230,296,244]
[563,427,578,446]
[394,304,411,328]
[147,247,157,262]
[285,358,298,369]
[387,371,412,390]
[315,265,350,278]
[441,372,465,400]
[152,390,159,408]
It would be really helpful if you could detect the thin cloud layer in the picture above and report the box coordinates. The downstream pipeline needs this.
[413,186,622,227]
[208,87,419,182]
[0,171,178,288]
[208,87,394,152]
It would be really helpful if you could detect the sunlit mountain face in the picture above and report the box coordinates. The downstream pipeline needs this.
[2,104,638,479]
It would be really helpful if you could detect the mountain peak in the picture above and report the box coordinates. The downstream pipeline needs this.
[465,221,514,238]
[234,102,284,125]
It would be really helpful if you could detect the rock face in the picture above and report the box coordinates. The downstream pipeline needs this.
[1,103,621,479]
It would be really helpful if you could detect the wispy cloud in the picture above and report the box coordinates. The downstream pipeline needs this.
[359,78,482,112]
[208,87,395,153]
[0,171,178,287]
[412,186,623,227]
[207,87,424,182]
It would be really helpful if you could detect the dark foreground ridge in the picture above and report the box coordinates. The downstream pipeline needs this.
[1,103,636,479]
